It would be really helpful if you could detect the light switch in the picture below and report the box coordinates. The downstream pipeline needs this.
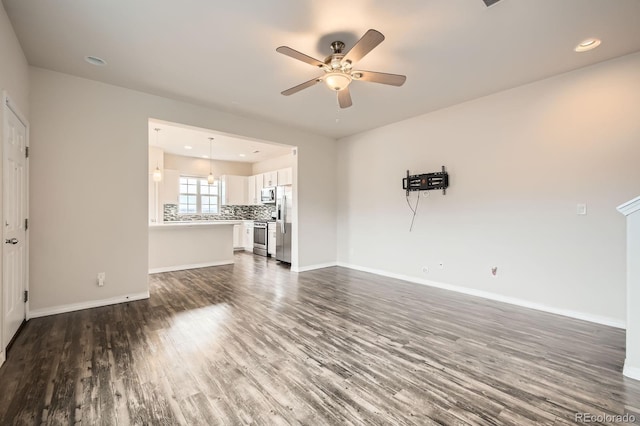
[577,203,587,215]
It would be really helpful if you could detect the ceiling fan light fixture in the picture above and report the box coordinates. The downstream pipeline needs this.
[324,72,352,91]
[277,29,405,107]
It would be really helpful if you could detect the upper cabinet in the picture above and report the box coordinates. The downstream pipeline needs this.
[220,168,292,206]
[247,175,257,205]
[277,168,292,186]
[262,168,291,187]
[220,175,247,205]
[263,171,277,188]
[255,173,264,197]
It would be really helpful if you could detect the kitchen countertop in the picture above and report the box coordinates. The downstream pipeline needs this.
[149,221,243,229]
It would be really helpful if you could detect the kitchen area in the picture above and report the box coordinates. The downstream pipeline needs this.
[148,119,296,273]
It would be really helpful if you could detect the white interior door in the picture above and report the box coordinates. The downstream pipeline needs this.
[3,97,28,350]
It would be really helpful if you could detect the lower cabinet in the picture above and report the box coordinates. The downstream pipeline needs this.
[267,222,276,256]
[233,224,243,250]
[243,221,254,251]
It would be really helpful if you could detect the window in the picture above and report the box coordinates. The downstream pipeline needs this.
[179,176,219,214]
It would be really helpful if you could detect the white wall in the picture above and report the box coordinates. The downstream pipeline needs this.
[337,52,640,325]
[252,153,294,175]
[164,153,252,177]
[29,67,337,313]
[0,5,28,114]
[0,3,29,361]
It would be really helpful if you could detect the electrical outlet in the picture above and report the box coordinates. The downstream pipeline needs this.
[422,266,429,273]
[438,261,444,269]
[577,203,587,215]
[97,272,106,287]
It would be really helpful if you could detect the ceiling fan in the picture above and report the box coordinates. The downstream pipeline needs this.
[276,29,406,109]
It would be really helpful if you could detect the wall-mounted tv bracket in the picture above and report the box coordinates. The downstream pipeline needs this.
[402,166,449,196]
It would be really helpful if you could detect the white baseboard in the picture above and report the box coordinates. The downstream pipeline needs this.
[28,291,150,319]
[336,262,626,329]
[292,262,338,273]
[624,362,640,381]
[149,260,234,274]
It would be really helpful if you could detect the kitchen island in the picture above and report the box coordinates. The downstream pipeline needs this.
[148,221,240,273]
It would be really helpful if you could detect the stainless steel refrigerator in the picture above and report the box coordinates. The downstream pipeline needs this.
[275,185,292,263]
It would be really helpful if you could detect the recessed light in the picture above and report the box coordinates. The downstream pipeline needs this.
[84,56,107,66]
[202,155,209,159]
[239,154,246,157]
[574,38,601,52]
[184,145,193,150]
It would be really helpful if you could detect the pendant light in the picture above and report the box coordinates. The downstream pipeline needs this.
[152,128,162,182]
[207,137,215,184]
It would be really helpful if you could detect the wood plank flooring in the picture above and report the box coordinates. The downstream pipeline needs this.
[1,252,639,425]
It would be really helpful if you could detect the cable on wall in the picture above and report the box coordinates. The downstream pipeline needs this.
[402,166,449,232]
[406,191,422,232]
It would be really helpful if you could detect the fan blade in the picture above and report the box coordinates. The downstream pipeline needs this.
[343,29,385,64]
[337,88,353,109]
[281,76,323,96]
[276,46,325,68]
[353,70,406,86]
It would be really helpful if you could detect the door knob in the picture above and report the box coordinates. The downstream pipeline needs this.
[5,238,18,245]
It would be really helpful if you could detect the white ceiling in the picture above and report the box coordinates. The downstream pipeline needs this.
[4,0,640,139]
[148,119,292,163]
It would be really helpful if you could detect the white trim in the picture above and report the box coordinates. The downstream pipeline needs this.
[292,262,338,273]
[28,292,150,319]
[617,196,640,216]
[336,262,626,329]
[623,361,640,381]
[0,348,5,367]
[149,260,233,274]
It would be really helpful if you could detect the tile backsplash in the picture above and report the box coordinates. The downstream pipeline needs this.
[163,204,275,222]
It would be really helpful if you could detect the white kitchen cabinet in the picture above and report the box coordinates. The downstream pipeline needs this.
[246,175,257,205]
[233,224,243,250]
[263,171,277,188]
[161,169,180,205]
[255,173,264,199]
[221,175,247,205]
[243,221,254,251]
[277,167,292,186]
[268,222,276,256]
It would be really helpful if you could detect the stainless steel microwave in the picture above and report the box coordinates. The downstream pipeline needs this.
[260,187,276,204]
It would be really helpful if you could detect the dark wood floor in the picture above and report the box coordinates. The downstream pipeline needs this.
[1,253,639,425]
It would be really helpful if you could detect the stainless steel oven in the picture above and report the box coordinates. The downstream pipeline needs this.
[253,221,268,256]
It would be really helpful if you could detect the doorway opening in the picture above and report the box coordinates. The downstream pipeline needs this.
[1,92,30,365]
[146,118,299,272]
